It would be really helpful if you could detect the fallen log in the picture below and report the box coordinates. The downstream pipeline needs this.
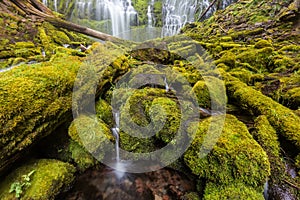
[0,43,130,175]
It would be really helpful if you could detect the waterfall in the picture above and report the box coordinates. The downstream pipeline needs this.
[43,0,237,38]
[54,0,58,11]
[72,0,138,37]
[112,111,120,162]
[161,0,237,37]
[147,0,155,27]
[161,0,199,37]
[164,76,170,92]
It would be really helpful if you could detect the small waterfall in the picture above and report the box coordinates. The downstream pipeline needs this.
[112,111,120,162]
[164,76,170,92]
[111,110,126,178]
[147,0,155,27]
[54,0,58,11]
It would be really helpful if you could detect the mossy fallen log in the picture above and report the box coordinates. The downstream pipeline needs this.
[0,43,131,175]
[225,75,300,150]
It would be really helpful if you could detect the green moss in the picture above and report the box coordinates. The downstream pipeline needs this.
[219,36,233,42]
[236,47,275,72]
[68,140,97,171]
[95,99,113,127]
[230,28,264,40]
[253,115,280,158]
[225,76,300,149]
[296,154,300,170]
[215,51,236,68]
[149,97,181,143]
[283,87,300,109]
[0,159,75,200]
[117,87,181,143]
[192,76,227,109]
[275,55,295,71]
[254,39,273,49]
[15,42,35,49]
[119,131,157,154]
[0,54,83,172]
[68,115,113,161]
[279,45,300,52]
[229,68,253,84]
[203,182,265,200]
[184,115,270,190]
[52,31,70,45]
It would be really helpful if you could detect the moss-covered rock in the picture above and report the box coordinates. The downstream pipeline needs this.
[95,98,113,127]
[215,51,236,68]
[184,114,270,190]
[192,76,227,109]
[254,39,273,49]
[67,139,97,171]
[0,159,75,200]
[68,115,113,162]
[0,54,82,174]
[203,182,265,200]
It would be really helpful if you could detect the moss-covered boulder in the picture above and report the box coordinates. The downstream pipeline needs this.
[184,114,270,190]
[0,159,75,200]
[95,98,113,127]
[68,115,113,164]
[203,182,265,200]
[116,87,181,145]
[192,76,227,109]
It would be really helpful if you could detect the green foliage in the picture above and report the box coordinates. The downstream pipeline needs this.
[9,170,35,198]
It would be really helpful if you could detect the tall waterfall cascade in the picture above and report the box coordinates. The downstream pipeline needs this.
[42,0,236,39]
[161,0,199,37]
